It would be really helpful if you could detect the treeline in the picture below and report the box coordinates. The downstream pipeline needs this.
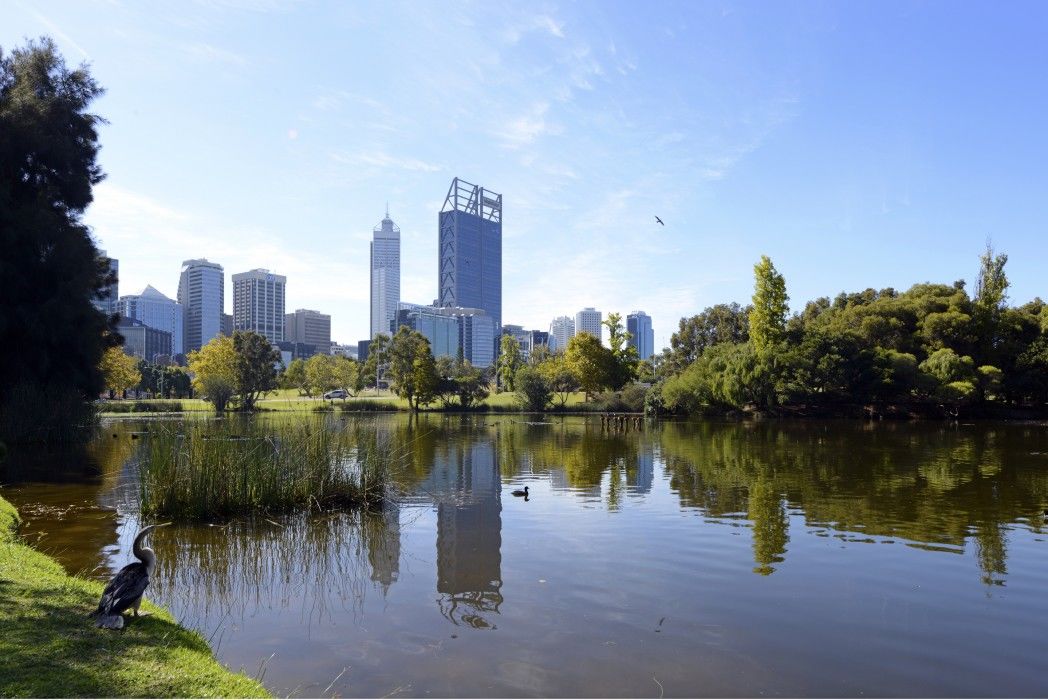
[652,247,1048,416]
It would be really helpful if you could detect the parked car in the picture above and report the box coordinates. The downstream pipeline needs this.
[323,389,348,400]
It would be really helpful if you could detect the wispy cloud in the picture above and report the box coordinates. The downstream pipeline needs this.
[331,150,442,172]
[25,7,90,59]
[504,13,565,44]
[180,42,247,66]
[498,102,561,148]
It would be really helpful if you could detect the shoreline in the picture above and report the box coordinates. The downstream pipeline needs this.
[0,495,270,698]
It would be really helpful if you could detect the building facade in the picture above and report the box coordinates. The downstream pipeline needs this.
[502,324,533,358]
[177,258,224,353]
[119,285,184,356]
[395,304,462,360]
[575,307,602,342]
[117,316,172,362]
[285,308,331,354]
[549,315,575,352]
[438,178,502,347]
[371,209,401,340]
[232,268,286,343]
[627,310,655,361]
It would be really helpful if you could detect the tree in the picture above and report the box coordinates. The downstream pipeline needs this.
[0,38,118,442]
[387,326,434,411]
[363,333,391,390]
[603,312,639,389]
[497,335,523,391]
[335,357,360,398]
[564,333,613,399]
[438,358,489,409]
[667,303,750,373]
[412,352,440,409]
[973,242,1009,362]
[100,348,140,398]
[188,335,237,412]
[540,354,580,407]
[749,255,789,357]
[282,358,309,395]
[305,354,339,395]
[233,331,281,410]
[515,366,552,411]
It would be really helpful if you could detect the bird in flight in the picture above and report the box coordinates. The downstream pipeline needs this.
[655,216,665,226]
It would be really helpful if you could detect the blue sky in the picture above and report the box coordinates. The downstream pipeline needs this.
[3,1,1047,348]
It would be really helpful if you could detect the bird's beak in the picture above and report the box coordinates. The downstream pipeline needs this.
[157,522,173,528]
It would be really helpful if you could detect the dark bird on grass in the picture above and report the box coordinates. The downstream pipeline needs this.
[511,486,529,497]
[655,216,664,226]
[90,523,171,630]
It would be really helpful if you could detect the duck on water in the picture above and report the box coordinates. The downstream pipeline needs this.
[90,523,170,630]
[511,486,529,498]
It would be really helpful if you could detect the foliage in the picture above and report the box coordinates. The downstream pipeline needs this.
[362,333,391,389]
[497,335,523,391]
[564,332,615,398]
[387,326,437,411]
[515,365,552,411]
[138,362,192,398]
[232,331,281,410]
[187,335,237,412]
[665,303,751,376]
[282,357,309,395]
[749,255,789,357]
[437,357,489,409]
[603,312,640,389]
[99,347,141,397]
[540,354,580,407]
[0,38,119,442]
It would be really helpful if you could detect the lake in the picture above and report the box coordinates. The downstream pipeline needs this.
[2,414,1047,697]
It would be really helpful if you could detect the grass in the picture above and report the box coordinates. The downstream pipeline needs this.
[139,419,391,520]
[0,494,269,698]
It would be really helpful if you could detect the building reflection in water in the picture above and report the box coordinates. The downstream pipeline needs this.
[422,436,504,629]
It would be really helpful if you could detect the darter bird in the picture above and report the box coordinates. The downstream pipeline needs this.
[90,522,171,630]
[655,216,664,226]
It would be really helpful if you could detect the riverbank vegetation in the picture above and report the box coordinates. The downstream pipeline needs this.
[651,246,1048,418]
[0,494,268,697]
[139,419,391,520]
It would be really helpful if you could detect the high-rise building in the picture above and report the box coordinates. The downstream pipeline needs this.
[178,258,224,353]
[119,285,185,356]
[232,269,286,343]
[371,208,401,340]
[627,310,655,361]
[395,303,461,360]
[575,307,602,342]
[502,325,533,358]
[438,178,502,347]
[94,250,119,317]
[285,309,331,354]
[549,316,575,352]
[531,330,549,349]
[116,316,172,362]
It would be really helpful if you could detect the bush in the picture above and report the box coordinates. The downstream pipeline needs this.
[337,400,400,413]
[515,366,552,411]
[101,401,184,414]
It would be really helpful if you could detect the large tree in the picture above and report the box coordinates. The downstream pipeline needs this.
[497,335,523,391]
[749,255,789,357]
[603,312,639,389]
[0,38,118,441]
[188,335,237,412]
[387,326,436,411]
[99,348,141,398]
[232,331,280,410]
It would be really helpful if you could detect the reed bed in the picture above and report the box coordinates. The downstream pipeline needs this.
[139,419,391,520]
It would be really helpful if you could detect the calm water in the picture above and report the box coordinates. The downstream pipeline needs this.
[3,415,1048,698]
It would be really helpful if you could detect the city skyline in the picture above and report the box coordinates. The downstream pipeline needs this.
[6,2,1047,349]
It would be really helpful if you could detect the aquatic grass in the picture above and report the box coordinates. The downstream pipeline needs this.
[139,419,392,520]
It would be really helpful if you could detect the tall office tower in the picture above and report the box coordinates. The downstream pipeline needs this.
[575,307,602,342]
[395,303,461,359]
[119,285,185,355]
[285,308,332,354]
[178,258,224,353]
[438,178,502,344]
[549,315,575,352]
[502,324,533,358]
[371,208,401,340]
[232,268,286,343]
[627,310,655,361]
[94,250,119,316]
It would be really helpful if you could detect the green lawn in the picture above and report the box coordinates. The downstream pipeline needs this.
[0,495,269,698]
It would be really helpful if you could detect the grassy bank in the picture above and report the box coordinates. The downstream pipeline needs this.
[0,495,269,698]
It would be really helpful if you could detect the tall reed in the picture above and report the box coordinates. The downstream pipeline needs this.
[139,419,391,520]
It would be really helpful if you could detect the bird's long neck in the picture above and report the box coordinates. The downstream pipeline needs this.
[133,531,157,574]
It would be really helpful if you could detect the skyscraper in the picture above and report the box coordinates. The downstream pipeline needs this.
[549,316,575,352]
[178,258,224,353]
[232,268,286,343]
[285,308,331,354]
[371,208,401,340]
[438,177,502,344]
[119,285,185,355]
[627,310,655,361]
[575,307,602,341]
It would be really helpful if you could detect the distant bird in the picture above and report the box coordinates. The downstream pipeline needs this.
[655,216,664,226]
[511,486,529,498]
[90,523,171,630]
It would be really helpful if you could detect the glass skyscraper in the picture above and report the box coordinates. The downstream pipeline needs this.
[178,258,224,353]
[371,208,401,340]
[438,178,502,343]
[627,310,655,360]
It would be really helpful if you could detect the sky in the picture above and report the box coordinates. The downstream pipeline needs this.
[3,1,1047,349]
